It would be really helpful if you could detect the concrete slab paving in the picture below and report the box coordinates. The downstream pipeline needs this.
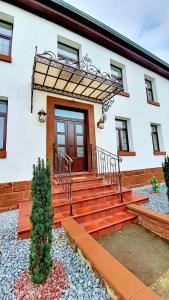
[150,269,169,300]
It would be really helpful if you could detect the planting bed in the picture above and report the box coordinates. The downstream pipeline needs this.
[0,210,110,300]
[97,224,169,296]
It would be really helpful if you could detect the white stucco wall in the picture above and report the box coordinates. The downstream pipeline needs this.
[0,1,169,183]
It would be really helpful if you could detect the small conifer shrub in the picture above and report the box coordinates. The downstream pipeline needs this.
[150,176,160,193]
[29,158,54,284]
[162,156,169,200]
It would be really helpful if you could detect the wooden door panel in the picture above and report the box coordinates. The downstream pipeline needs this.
[55,109,86,172]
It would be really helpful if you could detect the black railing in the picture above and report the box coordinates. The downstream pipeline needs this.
[88,145,123,202]
[53,143,73,216]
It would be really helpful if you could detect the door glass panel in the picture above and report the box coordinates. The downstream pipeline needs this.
[58,146,66,154]
[57,122,65,133]
[77,147,84,157]
[76,135,83,145]
[76,124,83,134]
[0,116,4,149]
[57,134,65,144]
[55,108,84,120]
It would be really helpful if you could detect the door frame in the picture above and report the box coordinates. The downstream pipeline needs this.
[47,96,96,172]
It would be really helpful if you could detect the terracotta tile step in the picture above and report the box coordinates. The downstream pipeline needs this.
[52,176,104,189]
[52,172,96,181]
[52,188,132,211]
[53,181,117,196]
[82,210,137,238]
[71,194,148,224]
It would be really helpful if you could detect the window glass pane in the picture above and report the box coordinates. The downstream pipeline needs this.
[0,116,4,149]
[55,108,84,120]
[147,89,153,100]
[120,131,128,151]
[76,124,83,134]
[111,65,122,78]
[116,119,127,129]
[76,135,83,145]
[57,134,65,144]
[116,130,120,151]
[0,37,10,55]
[145,80,151,89]
[152,134,159,151]
[58,42,79,61]
[56,122,65,133]
[77,147,84,157]
[0,21,12,37]
[0,101,7,113]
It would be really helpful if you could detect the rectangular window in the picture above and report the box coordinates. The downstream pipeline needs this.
[116,119,129,151]
[58,42,79,61]
[145,79,154,101]
[0,100,7,150]
[151,125,160,151]
[111,65,123,88]
[0,20,13,56]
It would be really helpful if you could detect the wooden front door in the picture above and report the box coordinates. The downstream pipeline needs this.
[55,107,86,172]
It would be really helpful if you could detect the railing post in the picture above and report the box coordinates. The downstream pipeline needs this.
[118,157,123,203]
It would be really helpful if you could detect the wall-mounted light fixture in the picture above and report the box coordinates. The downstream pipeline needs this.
[37,108,47,123]
[97,113,107,129]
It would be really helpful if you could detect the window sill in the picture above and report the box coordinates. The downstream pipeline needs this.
[154,151,166,156]
[147,100,160,107]
[0,150,7,158]
[0,54,12,63]
[119,91,130,97]
[118,151,136,156]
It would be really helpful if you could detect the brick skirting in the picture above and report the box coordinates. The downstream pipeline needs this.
[0,167,164,212]
[121,167,164,188]
[127,204,169,240]
[0,181,31,212]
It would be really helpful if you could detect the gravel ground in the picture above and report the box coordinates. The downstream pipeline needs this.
[0,210,110,300]
[133,183,169,214]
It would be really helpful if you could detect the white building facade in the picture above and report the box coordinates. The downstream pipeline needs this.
[0,0,169,191]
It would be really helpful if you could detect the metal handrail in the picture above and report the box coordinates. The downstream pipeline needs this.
[53,143,73,215]
[89,144,123,202]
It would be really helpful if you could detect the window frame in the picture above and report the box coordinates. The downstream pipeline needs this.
[116,119,129,152]
[151,124,160,152]
[0,101,8,152]
[145,79,154,101]
[0,20,13,57]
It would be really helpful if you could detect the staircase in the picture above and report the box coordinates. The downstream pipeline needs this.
[18,172,148,239]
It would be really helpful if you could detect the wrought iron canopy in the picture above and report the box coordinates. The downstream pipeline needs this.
[31,49,123,112]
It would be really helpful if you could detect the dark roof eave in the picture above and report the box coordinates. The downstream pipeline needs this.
[4,0,169,79]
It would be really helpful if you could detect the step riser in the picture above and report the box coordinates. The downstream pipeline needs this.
[71,178,104,189]
[90,218,137,239]
[52,178,104,190]
[53,194,121,213]
[74,199,147,223]
[54,184,115,197]
[75,206,127,223]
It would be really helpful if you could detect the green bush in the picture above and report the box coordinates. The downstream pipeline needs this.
[29,158,54,284]
[150,176,160,193]
[162,156,169,200]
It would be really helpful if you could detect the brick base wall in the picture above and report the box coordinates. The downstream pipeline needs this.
[128,204,169,240]
[121,167,164,188]
[0,167,165,212]
[0,181,31,212]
